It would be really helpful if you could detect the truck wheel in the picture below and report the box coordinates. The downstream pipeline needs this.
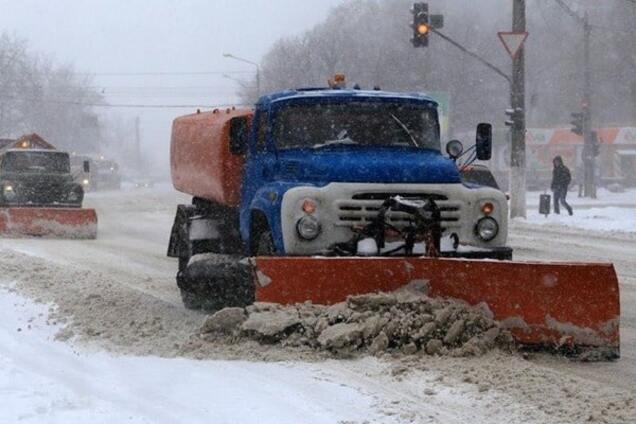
[179,288,203,310]
[177,254,254,312]
[255,231,276,256]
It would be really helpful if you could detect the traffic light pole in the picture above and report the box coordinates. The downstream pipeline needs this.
[509,0,527,219]
[555,0,597,199]
[583,13,597,198]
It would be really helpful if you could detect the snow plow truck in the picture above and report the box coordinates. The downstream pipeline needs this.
[168,79,620,357]
[0,148,98,238]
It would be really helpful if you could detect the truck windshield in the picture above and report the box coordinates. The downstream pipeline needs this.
[273,101,440,150]
[1,151,71,173]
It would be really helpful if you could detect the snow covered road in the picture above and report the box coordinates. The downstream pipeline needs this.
[1,185,635,423]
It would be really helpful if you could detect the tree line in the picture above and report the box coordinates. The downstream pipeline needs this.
[240,0,636,135]
[0,32,104,152]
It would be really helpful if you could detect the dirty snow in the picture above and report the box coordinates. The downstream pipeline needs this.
[0,287,400,424]
[199,290,512,358]
[1,185,635,423]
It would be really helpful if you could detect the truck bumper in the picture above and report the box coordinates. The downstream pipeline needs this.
[441,246,513,261]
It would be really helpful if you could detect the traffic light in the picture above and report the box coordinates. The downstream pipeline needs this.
[410,3,444,48]
[411,3,430,47]
[570,112,584,136]
[505,108,523,128]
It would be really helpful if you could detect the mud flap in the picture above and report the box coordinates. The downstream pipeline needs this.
[251,256,620,354]
[0,207,98,239]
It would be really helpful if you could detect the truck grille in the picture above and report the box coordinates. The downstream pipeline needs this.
[335,192,462,229]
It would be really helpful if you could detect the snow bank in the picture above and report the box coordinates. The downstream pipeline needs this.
[0,287,399,424]
[523,206,636,234]
[523,189,636,234]
[197,289,513,358]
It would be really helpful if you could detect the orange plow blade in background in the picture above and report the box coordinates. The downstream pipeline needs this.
[0,207,98,239]
[252,257,620,354]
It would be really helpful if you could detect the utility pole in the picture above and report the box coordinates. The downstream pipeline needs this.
[134,116,142,173]
[509,0,527,218]
[556,0,598,199]
[223,53,261,99]
[582,12,597,198]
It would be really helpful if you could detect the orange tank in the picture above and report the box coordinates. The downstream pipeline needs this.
[171,108,253,207]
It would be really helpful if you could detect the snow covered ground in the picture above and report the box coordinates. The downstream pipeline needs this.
[0,287,395,424]
[0,283,559,424]
[524,189,636,234]
[1,185,635,423]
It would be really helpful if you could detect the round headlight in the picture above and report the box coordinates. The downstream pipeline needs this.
[82,179,90,186]
[3,184,16,199]
[476,217,499,242]
[296,216,321,241]
[446,139,464,159]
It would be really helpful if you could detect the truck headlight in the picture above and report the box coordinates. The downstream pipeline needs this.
[296,216,321,241]
[3,184,16,199]
[476,217,498,241]
[82,179,90,186]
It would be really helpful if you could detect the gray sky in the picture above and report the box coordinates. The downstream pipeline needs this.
[0,0,344,171]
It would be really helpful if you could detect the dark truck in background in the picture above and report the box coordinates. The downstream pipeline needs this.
[0,149,86,207]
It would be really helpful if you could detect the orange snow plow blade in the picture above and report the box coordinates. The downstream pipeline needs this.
[0,207,98,239]
[252,257,620,353]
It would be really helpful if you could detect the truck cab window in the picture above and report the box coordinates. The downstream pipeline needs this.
[273,101,440,151]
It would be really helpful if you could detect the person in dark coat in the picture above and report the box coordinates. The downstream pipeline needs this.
[551,156,573,215]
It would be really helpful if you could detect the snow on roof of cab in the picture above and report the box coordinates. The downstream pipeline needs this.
[256,88,439,108]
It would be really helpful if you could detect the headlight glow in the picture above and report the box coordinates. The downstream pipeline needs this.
[3,184,15,199]
[82,179,90,186]
[296,216,321,241]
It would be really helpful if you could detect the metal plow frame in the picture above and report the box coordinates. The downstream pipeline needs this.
[252,257,620,355]
[0,207,98,239]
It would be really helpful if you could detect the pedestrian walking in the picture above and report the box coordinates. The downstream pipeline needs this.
[551,156,573,215]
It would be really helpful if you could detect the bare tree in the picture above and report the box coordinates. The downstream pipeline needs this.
[240,0,633,133]
[0,32,105,152]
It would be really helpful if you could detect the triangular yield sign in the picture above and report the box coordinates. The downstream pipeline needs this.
[498,32,529,59]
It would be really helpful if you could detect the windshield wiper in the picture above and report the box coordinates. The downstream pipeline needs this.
[313,138,358,149]
[313,130,358,149]
[389,113,419,148]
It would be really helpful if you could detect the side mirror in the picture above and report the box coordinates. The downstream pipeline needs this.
[229,117,249,155]
[446,140,464,160]
[476,123,492,161]
[83,160,90,173]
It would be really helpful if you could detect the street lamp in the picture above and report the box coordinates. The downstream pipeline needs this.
[222,53,261,98]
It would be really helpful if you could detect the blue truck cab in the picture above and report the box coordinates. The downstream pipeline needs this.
[230,87,509,258]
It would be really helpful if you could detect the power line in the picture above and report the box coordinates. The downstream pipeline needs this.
[74,70,254,77]
[0,94,232,109]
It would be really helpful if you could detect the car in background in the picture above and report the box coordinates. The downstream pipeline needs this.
[70,155,121,191]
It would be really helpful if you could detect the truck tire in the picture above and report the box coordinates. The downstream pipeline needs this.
[179,287,204,310]
[177,254,254,312]
[255,230,276,256]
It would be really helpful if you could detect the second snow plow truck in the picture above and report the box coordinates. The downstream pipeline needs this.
[0,148,98,238]
[168,79,620,357]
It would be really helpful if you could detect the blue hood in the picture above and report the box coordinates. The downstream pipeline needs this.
[272,147,461,184]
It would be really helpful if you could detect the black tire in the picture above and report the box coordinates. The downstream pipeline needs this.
[179,287,203,310]
[255,230,276,256]
[177,254,254,312]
